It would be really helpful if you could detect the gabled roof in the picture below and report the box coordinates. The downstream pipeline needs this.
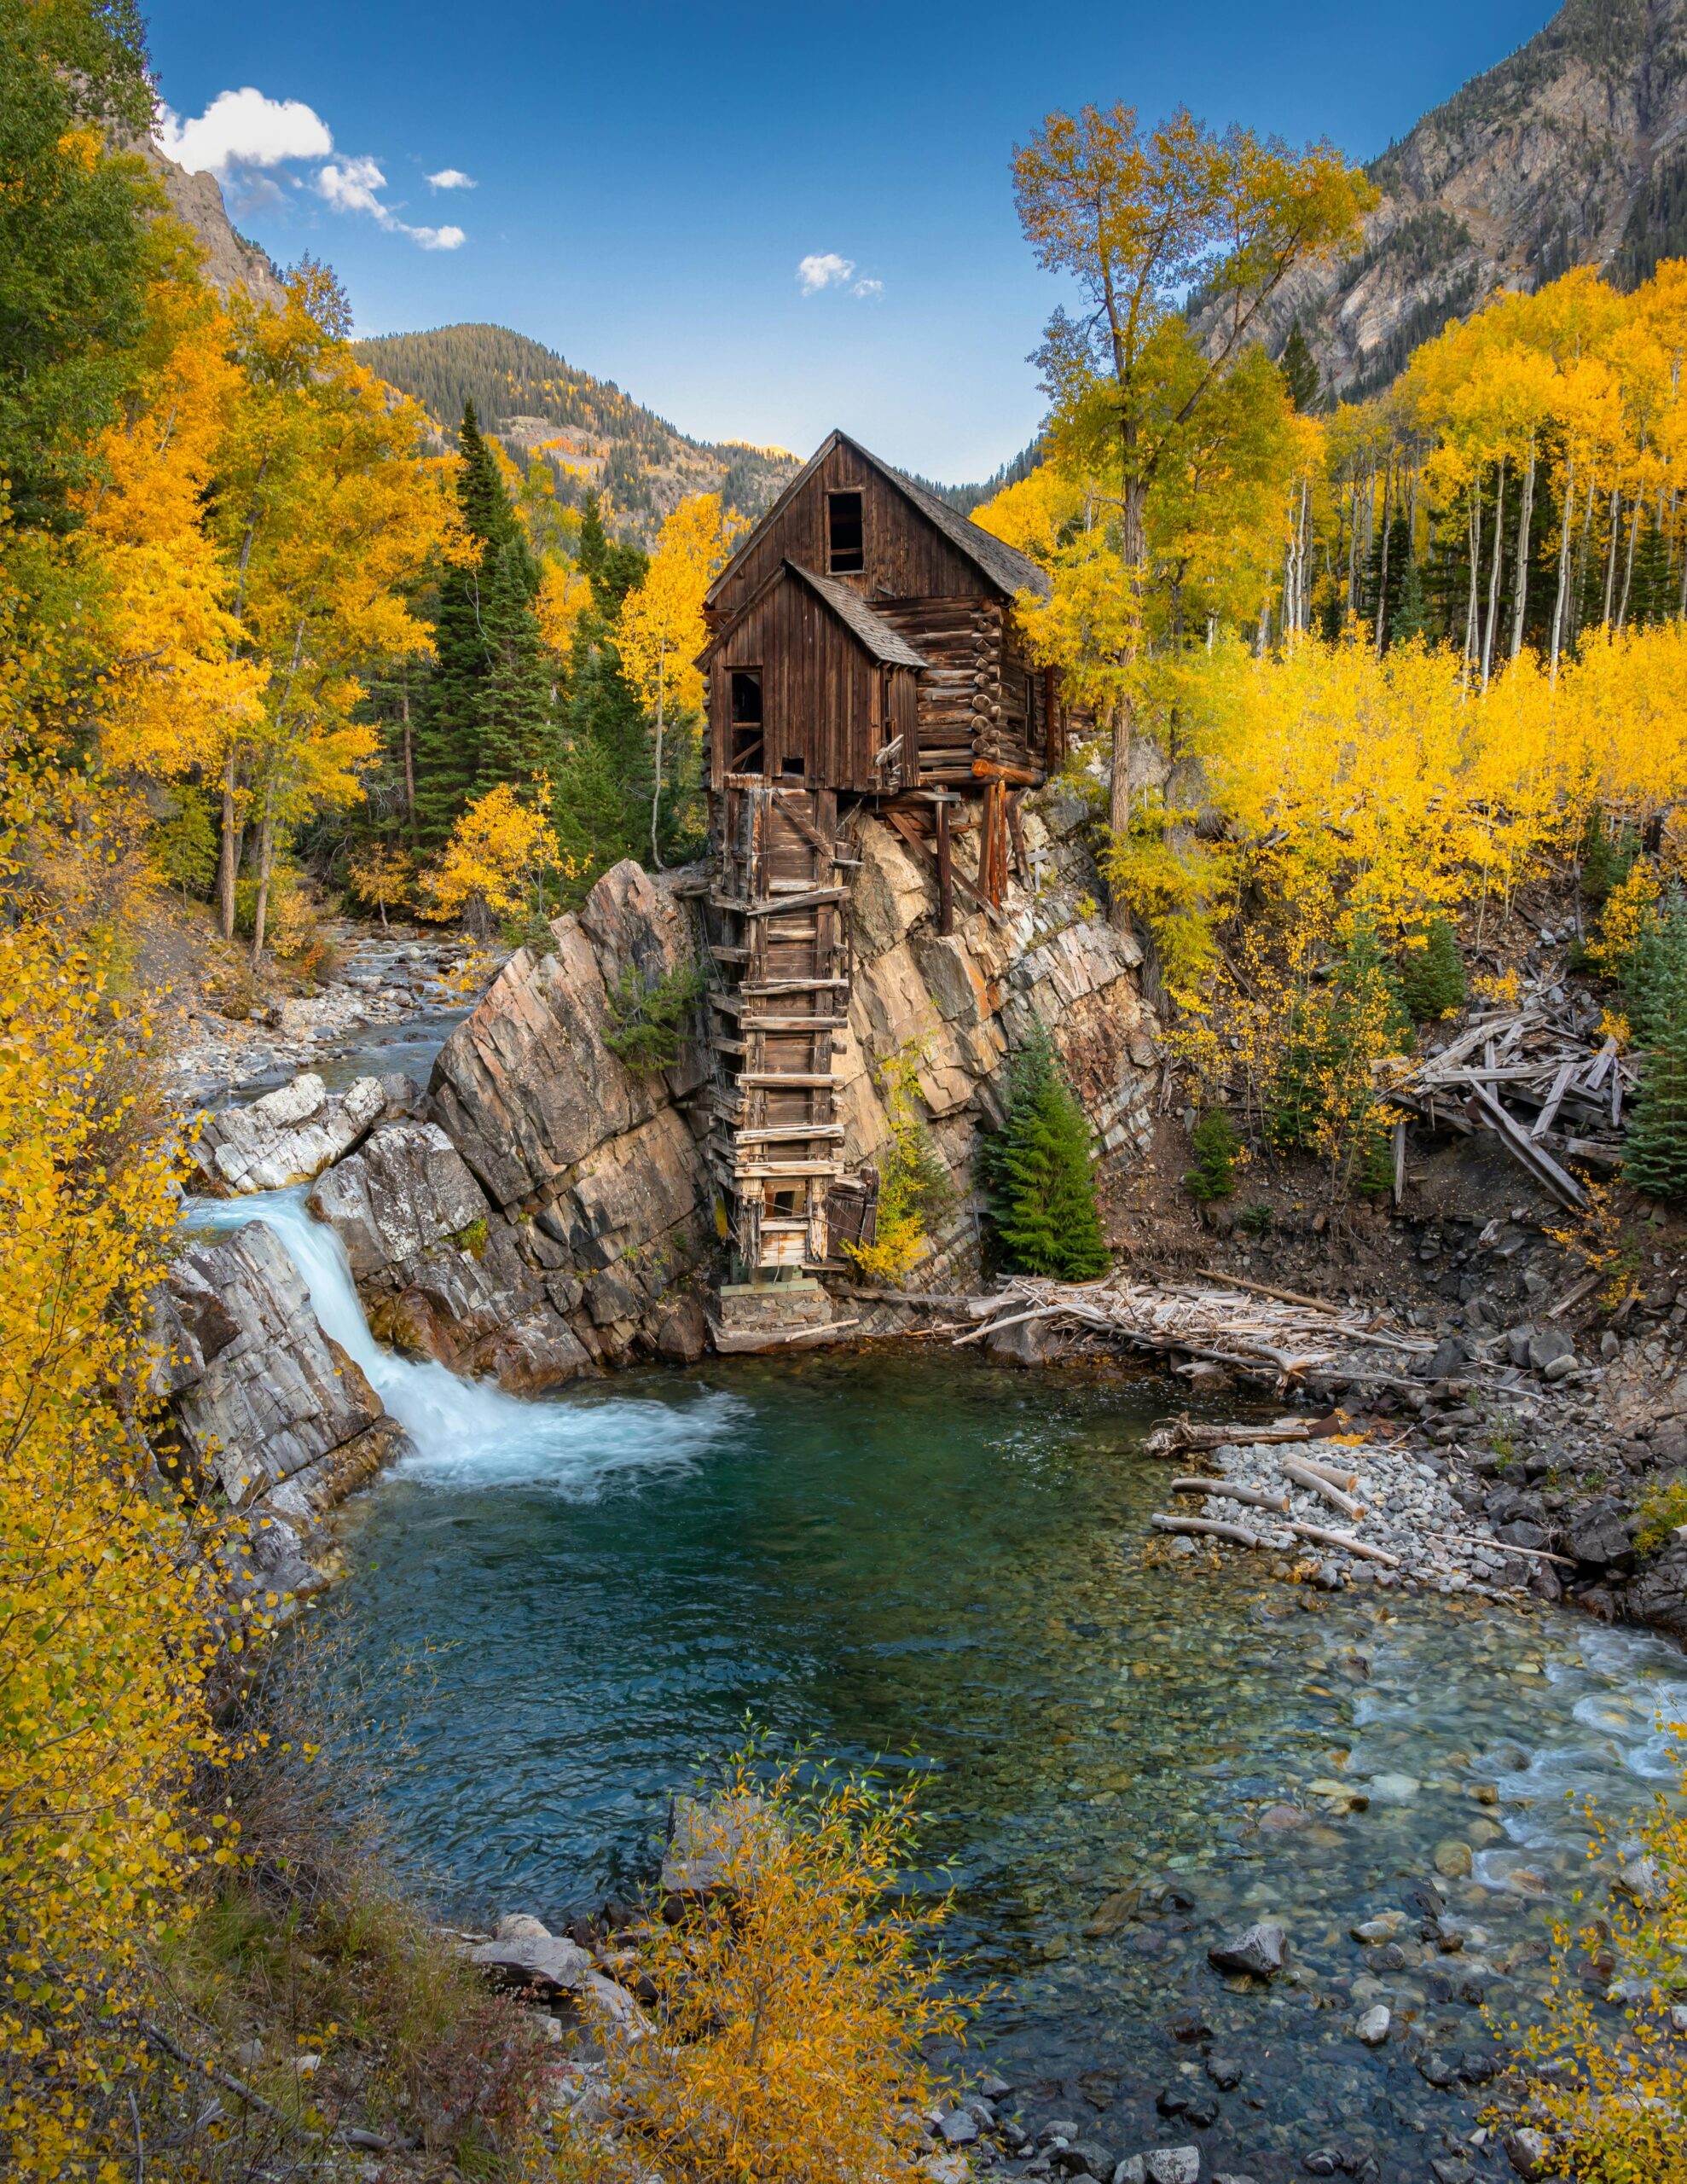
[704,429,1052,607]
[698,557,928,669]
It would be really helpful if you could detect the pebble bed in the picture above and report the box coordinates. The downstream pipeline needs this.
[1191,1442,1528,1597]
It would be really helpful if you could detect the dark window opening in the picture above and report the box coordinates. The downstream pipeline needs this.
[770,1187,800,1215]
[779,753,805,779]
[827,490,865,573]
[729,668,762,723]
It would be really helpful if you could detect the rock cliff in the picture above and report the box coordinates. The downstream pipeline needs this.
[1218,0,1687,400]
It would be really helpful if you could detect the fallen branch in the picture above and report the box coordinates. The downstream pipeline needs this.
[1282,1457,1365,1519]
[1170,1477,1290,1513]
[1151,1513,1261,1549]
[1283,1520,1401,1568]
[1435,1530,1575,1568]
[1288,1453,1361,1494]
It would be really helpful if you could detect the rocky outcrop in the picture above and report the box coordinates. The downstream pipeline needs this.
[129,134,288,308]
[192,1072,390,1194]
[1199,0,1687,401]
[157,1222,408,1604]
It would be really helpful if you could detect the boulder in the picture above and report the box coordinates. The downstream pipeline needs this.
[190,1072,386,1195]
[1624,1542,1687,1639]
[308,1121,490,1281]
[470,1933,595,1995]
[165,1222,390,1506]
[660,1795,772,1895]
[1565,1496,1637,1572]
[1207,1921,1284,1977]
[653,1294,709,1363]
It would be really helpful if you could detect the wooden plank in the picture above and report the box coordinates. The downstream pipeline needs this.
[732,1124,846,1142]
[1466,1083,1588,1209]
[738,1073,838,1088]
[741,887,848,918]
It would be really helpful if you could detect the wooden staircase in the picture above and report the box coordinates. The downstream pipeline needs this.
[707,778,858,1274]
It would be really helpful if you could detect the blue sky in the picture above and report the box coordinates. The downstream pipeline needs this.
[145,0,1557,481]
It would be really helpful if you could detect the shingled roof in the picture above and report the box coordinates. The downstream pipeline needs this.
[786,561,927,665]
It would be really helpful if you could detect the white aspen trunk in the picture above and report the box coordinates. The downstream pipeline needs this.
[1374,467,1393,653]
[217,750,241,941]
[1481,456,1507,690]
[1617,496,1643,629]
[650,643,667,871]
[1550,454,1574,683]
[1602,487,1621,625]
[1464,476,1483,679]
[1510,437,1537,659]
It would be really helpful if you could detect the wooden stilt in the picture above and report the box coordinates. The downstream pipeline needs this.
[936,799,954,936]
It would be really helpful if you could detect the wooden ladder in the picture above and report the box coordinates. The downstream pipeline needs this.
[708,779,854,1271]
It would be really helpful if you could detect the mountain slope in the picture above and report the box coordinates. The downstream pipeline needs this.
[1249,0,1687,403]
[351,322,803,543]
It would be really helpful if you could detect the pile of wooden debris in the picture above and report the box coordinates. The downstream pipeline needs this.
[948,1273,1456,1395]
[1378,992,1639,1210]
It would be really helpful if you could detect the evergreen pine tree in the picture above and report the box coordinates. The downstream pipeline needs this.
[1396,914,1466,1019]
[986,1030,1108,1278]
[1388,543,1429,649]
[413,402,552,845]
[1185,1109,1239,1200]
[1626,950,1687,1202]
[1278,320,1320,414]
[1626,886,1687,1048]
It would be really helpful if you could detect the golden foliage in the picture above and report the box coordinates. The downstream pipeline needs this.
[615,491,742,721]
[554,1746,972,2184]
[0,898,240,2178]
[419,780,568,924]
[844,1043,945,1287]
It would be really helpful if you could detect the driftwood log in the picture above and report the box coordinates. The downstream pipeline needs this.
[1282,1457,1365,1519]
[1171,1478,1291,1513]
[1284,1519,1401,1568]
[1151,1513,1261,1549]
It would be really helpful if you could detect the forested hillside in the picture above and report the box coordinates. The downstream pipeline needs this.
[1217,0,1687,404]
[354,322,802,543]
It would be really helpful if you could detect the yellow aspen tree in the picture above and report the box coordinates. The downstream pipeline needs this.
[616,491,742,868]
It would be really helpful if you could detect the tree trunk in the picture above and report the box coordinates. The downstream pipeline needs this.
[401,667,417,840]
[1464,476,1484,681]
[1603,487,1621,625]
[1550,455,1574,683]
[217,750,241,941]
[249,785,276,969]
[1510,438,1536,659]
[1373,467,1392,653]
[1617,496,1643,629]
[1481,456,1507,690]
[1107,692,1133,932]
[649,652,666,872]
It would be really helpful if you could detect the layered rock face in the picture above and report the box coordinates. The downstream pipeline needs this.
[155,1222,407,1604]
[1200,0,1687,401]
[192,1072,391,1194]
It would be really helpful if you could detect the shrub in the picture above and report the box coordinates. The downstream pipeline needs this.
[1267,917,1409,1192]
[844,1044,951,1287]
[1634,1478,1687,1556]
[1504,1738,1687,2180]
[1394,913,1466,1019]
[985,1027,1108,1279]
[151,788,218,899]
[1238,1201,1274,1237]
[603,960,706,1073]
[1185,1108,1239,1200]
[554,1743,972,2184]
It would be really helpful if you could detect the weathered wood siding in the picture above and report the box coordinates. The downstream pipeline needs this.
[707,572,919,796]
[709,440,994,621]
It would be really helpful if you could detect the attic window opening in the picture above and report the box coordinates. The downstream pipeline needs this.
[827,490,865,573]
[729,669,763,724]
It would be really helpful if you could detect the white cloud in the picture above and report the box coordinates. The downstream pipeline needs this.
[797,252,855,293]
[155,87,469,252]
[156,87,333,177]
[852,277,884,298]
[315,154,467,249]
[315,154,386,218]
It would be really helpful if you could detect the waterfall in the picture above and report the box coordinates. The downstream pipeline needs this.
[183,1187,740,1494]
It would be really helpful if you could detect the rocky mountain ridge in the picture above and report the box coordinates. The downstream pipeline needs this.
[1235,0,1687,402]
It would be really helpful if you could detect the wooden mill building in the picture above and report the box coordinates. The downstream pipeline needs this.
[697,430,1066,1281]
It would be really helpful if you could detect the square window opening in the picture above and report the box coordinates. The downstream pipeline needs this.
[827,490,865,573]
[729,668,763,724]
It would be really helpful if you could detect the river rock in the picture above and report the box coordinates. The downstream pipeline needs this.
[1564,1496,1636,1572]
[470,1933,595,1994]
[1354,2003,1391,2045]
[1503,2128,1556,2179]
[937,2110,980,2146]
[495,1914,553,1942]
[1145,2153,1200,2184]
[660,1794,772,1895]
[191,1072,386,1194]
[164,1221,391,1506]
[1208,1921,1284,1977]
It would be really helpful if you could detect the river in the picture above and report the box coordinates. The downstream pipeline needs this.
[186,1185,1686,2181]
